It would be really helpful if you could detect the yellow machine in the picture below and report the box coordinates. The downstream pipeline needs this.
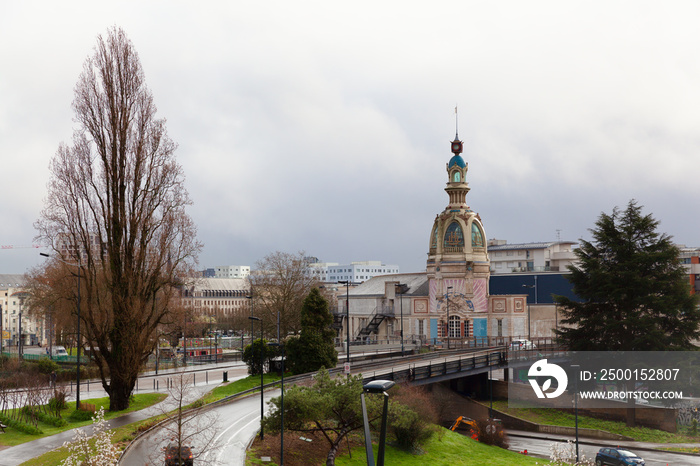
[449,416,479,439]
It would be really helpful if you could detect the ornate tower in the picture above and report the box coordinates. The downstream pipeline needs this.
[426,132,490,341]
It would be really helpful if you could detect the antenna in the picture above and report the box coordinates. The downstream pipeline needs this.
[454,105,459,139]
[556,229,562,241]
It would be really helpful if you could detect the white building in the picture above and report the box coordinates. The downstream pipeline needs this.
[212,265,250,279]
[0,274,45,349]
[327,261,400,284]
[487,239,578,274]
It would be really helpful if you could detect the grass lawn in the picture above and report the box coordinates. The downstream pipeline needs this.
[246,427,542,466]
[491,400,700,443]
[0,393,166,447]
[202,373,282,403]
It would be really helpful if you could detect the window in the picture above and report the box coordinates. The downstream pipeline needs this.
[471,222,484,247]
[497,319,503,337]
[453,171,461,182]
[444,222,464,249]
[449,315,461,338]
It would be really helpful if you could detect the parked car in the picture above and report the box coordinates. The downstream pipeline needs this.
[595,447,644,466]
[509,339,536,350]
[164,443,194,466]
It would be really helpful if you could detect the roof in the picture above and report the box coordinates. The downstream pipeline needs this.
[192,278,249,292]
[0,274,26,288]
[448,154,466,168]
[349,273,429,297]
[488,241,577,251]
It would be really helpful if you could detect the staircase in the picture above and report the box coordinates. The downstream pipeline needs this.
[356,305,394,338]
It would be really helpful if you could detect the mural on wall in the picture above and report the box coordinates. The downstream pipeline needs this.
[429,277,488,313]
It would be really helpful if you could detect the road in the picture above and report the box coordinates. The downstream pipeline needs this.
[119,389,279,465]
[507,431,700,465]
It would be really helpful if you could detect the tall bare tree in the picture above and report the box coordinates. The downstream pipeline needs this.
[250,251,322,337]
[34,27,200,411]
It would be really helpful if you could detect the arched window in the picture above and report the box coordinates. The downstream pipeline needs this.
[452,171,461,182]
[449,315,461,338]
[444,222,464,249]
[471,222,484,247]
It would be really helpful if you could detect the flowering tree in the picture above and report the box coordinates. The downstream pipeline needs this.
[61,407,119,466]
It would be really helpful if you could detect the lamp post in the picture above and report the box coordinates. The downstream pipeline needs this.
[268,311,284,465]
[395,284,409,357]
[446,286,453,350]
[522,284,535,340]
[40,252,82,408]
[249,315,264,440]
[361,380,395,466]
[572,364,580,463]
[18,295,23,359]
[246,294,254,351]
[338,280,351,370]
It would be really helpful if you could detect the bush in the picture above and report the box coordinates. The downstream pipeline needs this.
[0,412,44,435]
[474,418,509,449]
[68,408,95,422]
[22,406,67,427]
[388,384,438,451]
[34,358,60,374]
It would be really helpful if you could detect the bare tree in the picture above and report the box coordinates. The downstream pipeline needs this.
[149,373,221,465]
[250,251,322,337]
[34,26,200,411]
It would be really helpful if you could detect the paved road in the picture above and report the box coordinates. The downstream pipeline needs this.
[507,430,700,465]
[120,389,279,465]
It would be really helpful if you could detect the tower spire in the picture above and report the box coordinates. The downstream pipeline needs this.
[455,105,459,140]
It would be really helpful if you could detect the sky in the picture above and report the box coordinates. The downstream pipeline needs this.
[1,1,698,274]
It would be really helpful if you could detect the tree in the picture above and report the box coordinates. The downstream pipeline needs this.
[555,200,699,351]
[34,27,200,411]
[285,288,338,374]
[60,407,120,466]
[242,338,275,375]
[250,251,322,337]
[150,373,221,465]
[262,369,379,466]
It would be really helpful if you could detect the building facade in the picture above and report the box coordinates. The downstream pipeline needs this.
[0,274,46,350]
[488,239,578,274]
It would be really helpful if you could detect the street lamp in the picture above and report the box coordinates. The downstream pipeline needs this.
[446,286,453,350]
[361,380,395,466]
[522,284,535,340]
[40,252,82,409]
[268,311,284,465]
[338,280,351,370]
[395,284,409,357]
[249,315,264,440]
[571,364,580,463]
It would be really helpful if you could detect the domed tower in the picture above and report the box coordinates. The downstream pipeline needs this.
[426,132,490,342]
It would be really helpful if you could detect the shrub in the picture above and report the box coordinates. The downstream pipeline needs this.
[35,358,60,374]
[388,384,438,451]
[474,418,509,449]
[0,412,44,435]
[68,408,95,422]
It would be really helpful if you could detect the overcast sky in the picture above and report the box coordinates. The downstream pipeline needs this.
[1,1,698,274]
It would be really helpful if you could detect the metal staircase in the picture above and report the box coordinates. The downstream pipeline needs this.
[356,305,394,339]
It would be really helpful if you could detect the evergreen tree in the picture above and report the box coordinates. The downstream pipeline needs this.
[555,200,699,351]
[286,288,338,374]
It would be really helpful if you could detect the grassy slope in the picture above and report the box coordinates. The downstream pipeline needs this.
[491,400,699,443]
[335,428,541,466]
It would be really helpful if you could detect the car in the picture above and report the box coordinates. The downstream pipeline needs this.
[509,339,536,350]
[595,447,645,466]
[164,443,194,466]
